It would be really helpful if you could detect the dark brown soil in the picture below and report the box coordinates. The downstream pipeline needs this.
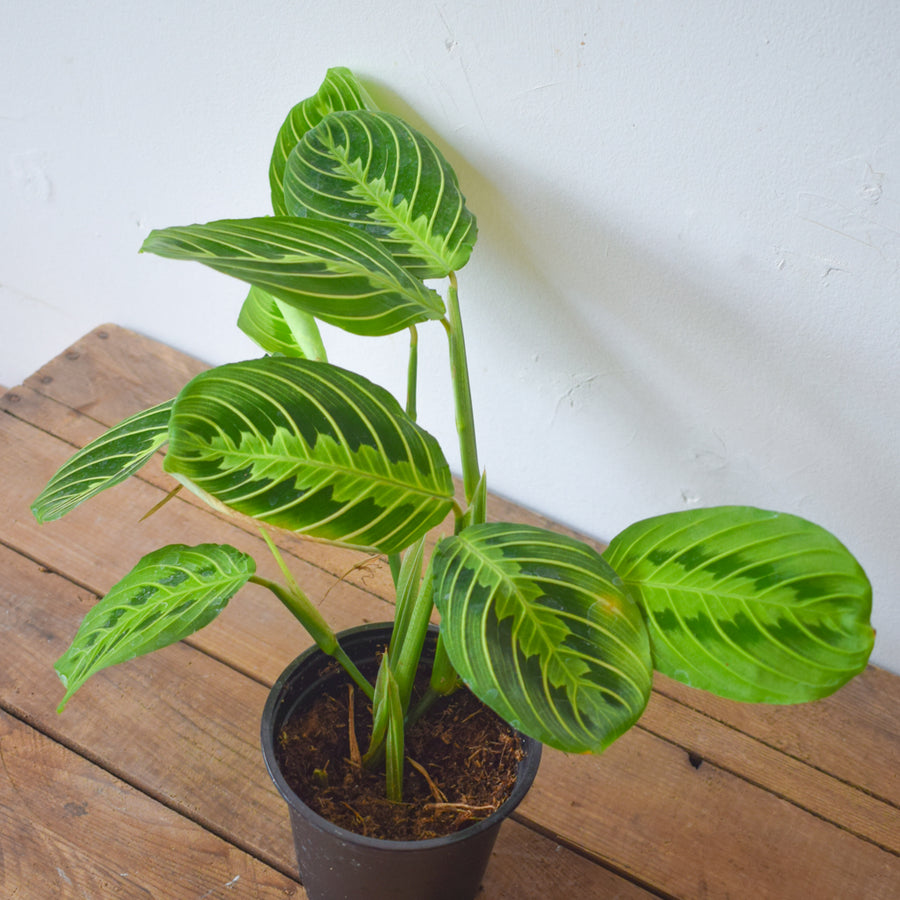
[275,662,523,841]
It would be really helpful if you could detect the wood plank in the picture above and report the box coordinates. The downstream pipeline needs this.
[0,386,900,828]
[4,531,896,900]
[638,687,899,852]
[0,543,640,899]
[0,710,303,898]
[525,735,899,900]
[0,541,298,872]
[4,324,900,898]
[484,821,656,899]
[654,669,900,808]
[22,323,208,423]
[0,410,395,685]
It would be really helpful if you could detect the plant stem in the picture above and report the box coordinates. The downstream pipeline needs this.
[250,574,374,701]
[406,324,419,421]
[427,271,480,705]
[444,271,480,504]
[273,298,328,362]
[387,552,402,589]
[429,631,461,696]
[391,560,435,710]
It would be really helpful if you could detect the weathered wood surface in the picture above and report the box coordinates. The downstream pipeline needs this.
[1,324,898,898]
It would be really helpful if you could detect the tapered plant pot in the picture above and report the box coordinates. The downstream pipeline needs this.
[261,623,542,900]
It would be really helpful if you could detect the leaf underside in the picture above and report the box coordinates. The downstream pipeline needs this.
[163,357,454,554]
[603,506,874,703]
[31,399,174,523]
[432,523,653,754]
[55,543,255,710]
[238,285,320,358]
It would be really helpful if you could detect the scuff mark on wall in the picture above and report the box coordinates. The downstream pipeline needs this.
[9,151,53,202]
[797,192,899,260]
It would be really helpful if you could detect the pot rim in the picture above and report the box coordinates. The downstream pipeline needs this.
[261,622,542,852]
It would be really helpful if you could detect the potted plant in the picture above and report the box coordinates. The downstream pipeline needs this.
[31,66,874,899]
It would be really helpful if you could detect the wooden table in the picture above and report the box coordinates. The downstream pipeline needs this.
[2,324,898,898]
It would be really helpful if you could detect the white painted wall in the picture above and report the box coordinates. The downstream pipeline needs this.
[3,2,897,673]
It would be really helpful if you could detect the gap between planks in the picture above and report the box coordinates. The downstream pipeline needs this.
[5,405,898,852]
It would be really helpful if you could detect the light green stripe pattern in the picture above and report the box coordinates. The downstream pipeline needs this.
[284,110,477,279]
[142,216,444,337]
[432,523,653,753]
[603,506,874,703]
[269,66,376,216]
[237,285,319,358]
[31,399,173,523]
[163,357,454,555]
[55,543,255,710]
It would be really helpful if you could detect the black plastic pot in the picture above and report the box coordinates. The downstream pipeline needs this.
[261,623,542,900]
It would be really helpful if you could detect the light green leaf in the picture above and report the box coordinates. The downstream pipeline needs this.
[432,523,653,754]
[602,506,874,703]
[237,285,327,360]
[284,110,477,279]
[55,543,255,710]
[163,357,454,554]
[32,399,173,523]
[269,66,376,216]
[142,216,445,337]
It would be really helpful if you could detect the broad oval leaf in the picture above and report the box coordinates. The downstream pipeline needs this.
[163,357,454,554]
[237,285,327,360]
[284,110,477,279]
[55,543,255,710]
[432,523,653,754]
[602,506,874,703]
[142,217,445,337]
[269,66,376,216]
[32,399,173,523]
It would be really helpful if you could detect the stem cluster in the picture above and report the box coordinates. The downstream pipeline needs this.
[260,272,482,800]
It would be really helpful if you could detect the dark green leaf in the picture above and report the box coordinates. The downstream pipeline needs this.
[163,357,454,554]
[269,67,376,216]
[32,399,173,523]
[142,217,444,337]
[432,523,653,753]
[284,110,477,279]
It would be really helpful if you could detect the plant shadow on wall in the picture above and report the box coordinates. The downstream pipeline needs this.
[30,66,875,899]
[439,150,897,536]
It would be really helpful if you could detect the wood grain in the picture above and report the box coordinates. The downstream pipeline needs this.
[2,323,898,900]
[0,541,636,899]
[0,710,302,898]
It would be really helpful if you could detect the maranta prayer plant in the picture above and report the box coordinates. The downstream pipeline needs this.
[33,67,873,799]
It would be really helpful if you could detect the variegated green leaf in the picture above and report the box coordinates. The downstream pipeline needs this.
[432,523,653,754]
[269,66,376,216]
[237,285,327,359]
[602,506,874,703]
[163,358,454,554]
[32,399,173,523]
[142,217,445,337]
[284,110,477,279]
[55,543,255,710]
